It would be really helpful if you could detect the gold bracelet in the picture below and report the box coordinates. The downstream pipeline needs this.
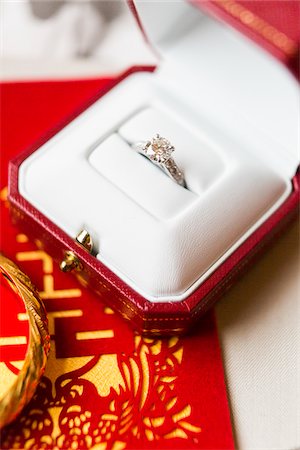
[0,254,50,428]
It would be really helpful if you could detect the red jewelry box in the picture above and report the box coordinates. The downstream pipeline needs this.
[8,1,300,336]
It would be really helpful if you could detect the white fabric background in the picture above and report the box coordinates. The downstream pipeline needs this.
[1,2,299,449]
[0,0,156,79]
[216,221,299,450]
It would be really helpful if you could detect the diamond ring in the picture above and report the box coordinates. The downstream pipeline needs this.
[133,134,186,187]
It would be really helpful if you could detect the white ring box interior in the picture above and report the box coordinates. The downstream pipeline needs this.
[19,1,299,302]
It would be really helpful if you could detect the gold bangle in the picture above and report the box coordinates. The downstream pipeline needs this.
[0,254,50,428]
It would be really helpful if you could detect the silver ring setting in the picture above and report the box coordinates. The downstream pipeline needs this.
[133,134,186,187]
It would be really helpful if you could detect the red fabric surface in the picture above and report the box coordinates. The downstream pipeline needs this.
[0,274,28,363]
[0,80,234,449]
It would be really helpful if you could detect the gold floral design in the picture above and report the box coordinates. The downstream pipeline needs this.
[1,331,201,449]
[0,220,201,449]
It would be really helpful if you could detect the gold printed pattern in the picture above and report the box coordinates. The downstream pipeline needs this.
[1,231,202,448]
[215,0,298,56]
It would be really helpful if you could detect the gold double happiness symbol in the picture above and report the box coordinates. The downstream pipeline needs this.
[1,187,201,448]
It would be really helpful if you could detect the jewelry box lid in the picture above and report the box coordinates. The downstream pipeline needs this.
[129,0,300,77]
[192,0,300,78]
[129,0,300,176]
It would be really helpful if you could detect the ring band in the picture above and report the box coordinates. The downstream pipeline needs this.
[133,134,186,187]
[0,255,50,428]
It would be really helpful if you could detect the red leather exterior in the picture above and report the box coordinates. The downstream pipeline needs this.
[196,1,300,79]
[8,65,300,336]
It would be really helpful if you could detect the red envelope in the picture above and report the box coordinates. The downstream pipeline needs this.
[0,80,234,449]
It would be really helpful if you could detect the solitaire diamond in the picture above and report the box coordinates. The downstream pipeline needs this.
[133,133,186,187]
[144,134,174,163]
